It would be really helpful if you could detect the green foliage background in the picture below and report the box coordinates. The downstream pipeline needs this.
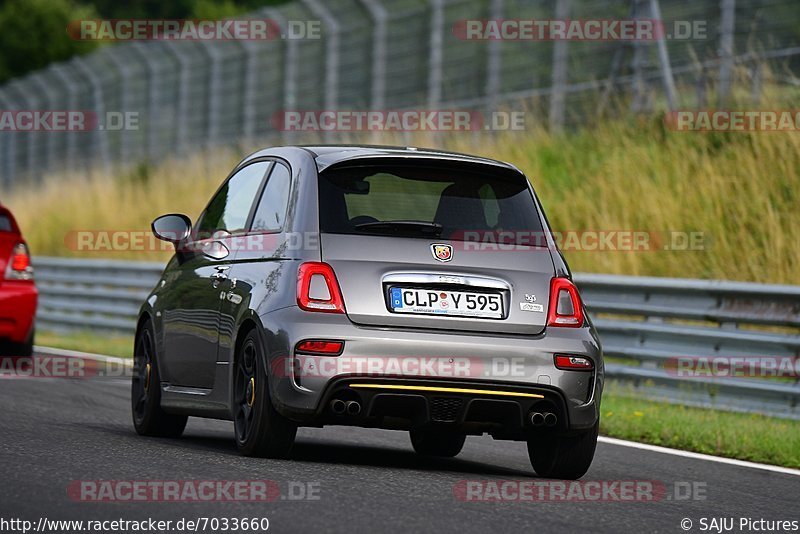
[0,0,289,83]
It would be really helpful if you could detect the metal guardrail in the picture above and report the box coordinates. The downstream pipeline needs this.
[32,257,800,419]
[577,273,800,419]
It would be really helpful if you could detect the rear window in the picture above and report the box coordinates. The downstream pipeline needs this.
[0,214,13,232]
[318,164,544,243]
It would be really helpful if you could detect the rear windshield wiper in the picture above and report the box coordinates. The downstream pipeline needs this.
[354,220,443,237]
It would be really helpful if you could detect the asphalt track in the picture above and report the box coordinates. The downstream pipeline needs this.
[0,353,798,534]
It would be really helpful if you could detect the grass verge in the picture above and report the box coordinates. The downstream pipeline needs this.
[599,394,800,468]
[6,117,800,283]
[36,330,800,468]
[36,330,133,359]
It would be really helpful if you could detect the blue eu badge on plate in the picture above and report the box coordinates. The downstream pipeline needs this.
[391,288,403,308]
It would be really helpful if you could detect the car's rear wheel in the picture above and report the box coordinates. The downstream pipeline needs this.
[527,421,599,480]
[131,320,188,437]
[410,428,466,457]
[234,329,297,458]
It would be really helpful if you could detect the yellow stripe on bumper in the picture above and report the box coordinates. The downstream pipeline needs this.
[348,383,544,399]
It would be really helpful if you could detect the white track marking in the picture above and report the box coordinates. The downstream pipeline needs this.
[34,345,131,366]
[0,346,131,380]
[598,436,800,476]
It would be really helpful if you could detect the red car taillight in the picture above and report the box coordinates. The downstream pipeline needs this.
[554,354,594,370]
[546,277,584,327]
[5,243,34,281]
[297,262,345,313]
[295,340,344,355]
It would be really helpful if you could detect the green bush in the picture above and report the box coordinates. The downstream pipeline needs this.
[0,0,100,83]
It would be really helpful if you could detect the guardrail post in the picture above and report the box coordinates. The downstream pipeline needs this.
[749,57,762,105]
[360,0,388,111]
[649,0,677,110]
[266,9,297,143]
[127,43,159,164]
[203,42,225,149]
[427,0,445,109]
[695,56,708,108]
[630,0,649,113]
[485,0,503,112]
[0,91,15,188]
[103,48,137,165]
[161,42,192,157]
[717,0,736,105]
[237,40,260,143]
[301,0,341,143]
[549,0,570,132]
[72,57,111,176]
[5,80,44,182]
[27,74,57,174]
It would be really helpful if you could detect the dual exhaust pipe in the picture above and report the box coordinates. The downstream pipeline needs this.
[333,399,553,425]
[330,398,361,416]
[529,411,558,427]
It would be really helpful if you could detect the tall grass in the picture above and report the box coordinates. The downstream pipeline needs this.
[5,116,799,283]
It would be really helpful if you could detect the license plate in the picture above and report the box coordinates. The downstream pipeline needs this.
[389,287,504,319]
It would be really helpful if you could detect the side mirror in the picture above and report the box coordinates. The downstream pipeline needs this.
[152,214,192,245]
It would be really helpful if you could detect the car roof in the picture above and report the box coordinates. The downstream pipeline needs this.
[244,145,522,173]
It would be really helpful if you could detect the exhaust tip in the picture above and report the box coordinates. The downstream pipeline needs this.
[330,399,346,415]
[544,412,557,427]
[345,400,361,416]
[529,412,545,426]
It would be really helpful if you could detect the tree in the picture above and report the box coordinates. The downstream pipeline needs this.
[0,0,100,83]
[0,0,293,84]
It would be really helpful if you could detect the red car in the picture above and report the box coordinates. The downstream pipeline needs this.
[0,203,36,356]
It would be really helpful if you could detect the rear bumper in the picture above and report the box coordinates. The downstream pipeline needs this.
[260,306,603,437]
[310,377,577,440]
[0,281,37,343]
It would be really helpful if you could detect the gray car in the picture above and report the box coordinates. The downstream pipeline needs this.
[133,145,603,479]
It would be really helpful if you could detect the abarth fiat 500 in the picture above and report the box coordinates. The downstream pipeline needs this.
[133,146,603,480]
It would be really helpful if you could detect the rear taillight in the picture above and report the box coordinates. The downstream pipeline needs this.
[546,277,584,327]
[5,243,33,280]
[297,262,345,313]
[554,354,594,370]
[295,340,344,355]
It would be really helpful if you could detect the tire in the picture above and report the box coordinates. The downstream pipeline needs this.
[410,428,466,457]
[527,421,599,480]
[0,328,33,357]
[233,329,297,458]
[16,328,33,357]
[131,320,188,438]
[19,329,33,357]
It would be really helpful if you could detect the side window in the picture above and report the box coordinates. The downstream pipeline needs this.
[196,161,270,237]
[0,214,12,232]
[251,162,291,232]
